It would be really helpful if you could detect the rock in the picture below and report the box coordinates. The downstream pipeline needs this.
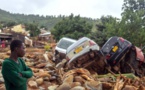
[49,76,57,81]
[63,74,74,83]
[85,81,102,90]
[39,86,45,90]
[70,86,85,90]
[35,63,47,68]
[48,85,59,90]
[31,68,39,73]
[36,78,44,85]
[122,85,137,90]
[43,77,50,81]
[102,82,113,90]
[74,76,85,85]
[36,71,51,78]
[45,63,54,68]
[138,85,145,90]
[71,82,81,88]
[28,76,36,81]
[39,69,45,72]
[56,83,71,90]
[28,80,38,88]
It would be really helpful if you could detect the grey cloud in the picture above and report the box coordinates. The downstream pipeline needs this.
[92,0,123,18]
[0,0,53,14]
[23,0,51,8]
[0,0,123,18]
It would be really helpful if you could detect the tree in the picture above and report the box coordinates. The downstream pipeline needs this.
[90,15,120,46]
[120,0,145,47]
[3,21,16,27]
[51,14,92,41]
[25,23,40,37]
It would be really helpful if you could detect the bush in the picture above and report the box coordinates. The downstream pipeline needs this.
[44,44,51,51]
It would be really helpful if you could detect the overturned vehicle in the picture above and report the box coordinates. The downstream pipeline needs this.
[56,36,145,77]
[100,36,145,77]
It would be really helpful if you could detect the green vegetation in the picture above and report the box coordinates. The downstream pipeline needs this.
[25,23,40,37]
[91,0,145,47]
[44,44,51,51]
[51,14,93,41]
[120,0,145,46]
[0,9,63,30]
[1,0,145,48]
[97,73,137,80]
[0,9,95,31]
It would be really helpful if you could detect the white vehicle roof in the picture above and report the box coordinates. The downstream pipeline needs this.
[55,37,77,54]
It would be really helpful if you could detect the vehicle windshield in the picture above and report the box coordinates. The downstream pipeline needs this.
[57,39,74,49]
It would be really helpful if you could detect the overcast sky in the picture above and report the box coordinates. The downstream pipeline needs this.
[0,0,124,19]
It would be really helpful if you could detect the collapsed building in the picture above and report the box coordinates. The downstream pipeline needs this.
[0,24,29,47]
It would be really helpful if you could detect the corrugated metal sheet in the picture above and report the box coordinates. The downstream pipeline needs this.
[0,33,12,38]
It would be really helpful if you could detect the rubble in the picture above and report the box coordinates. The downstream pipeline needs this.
[0,47,145,90]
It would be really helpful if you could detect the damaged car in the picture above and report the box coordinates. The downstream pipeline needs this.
[66,37,101,70]
[100,36,132,66]
[65,36,145,76]
[100,36,145,77]
[66,37,100,61]
[53,37,77,64]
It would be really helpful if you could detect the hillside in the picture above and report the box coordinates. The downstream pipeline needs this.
[0,9,97,30]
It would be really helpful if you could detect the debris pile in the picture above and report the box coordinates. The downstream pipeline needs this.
[0,47,145,90]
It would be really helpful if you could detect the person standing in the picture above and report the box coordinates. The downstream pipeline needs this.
[1,40,5,48]
[1,39,33,90]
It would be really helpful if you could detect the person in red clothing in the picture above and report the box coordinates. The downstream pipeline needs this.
[1,40,5,48]
[1,39,33,90]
